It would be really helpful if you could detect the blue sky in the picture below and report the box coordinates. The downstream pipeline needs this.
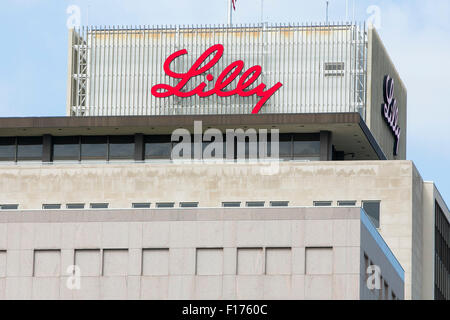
[0,0,449,202]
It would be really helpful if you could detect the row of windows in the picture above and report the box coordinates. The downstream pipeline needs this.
[313,200,380,228]
[0,137,43,161]
[0,134,321,162]
[1,201,286,210]
[0,200,381,212]
[435,202,450,300]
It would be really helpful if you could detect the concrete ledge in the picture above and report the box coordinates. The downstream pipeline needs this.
[0,207,362,224]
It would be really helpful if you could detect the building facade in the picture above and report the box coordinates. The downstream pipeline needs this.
[0,206,404,300]
[0,23,447,300]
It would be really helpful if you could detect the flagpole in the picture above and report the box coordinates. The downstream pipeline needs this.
[228,0,232,25]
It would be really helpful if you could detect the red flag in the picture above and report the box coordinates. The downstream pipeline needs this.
[232,0,237,11]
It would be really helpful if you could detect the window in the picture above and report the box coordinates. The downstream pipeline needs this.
[338,201,357,206]
[180,202,198,208]
[435,201,449,300]
[362,201,381,228]
[278,134,292,160]
[324,62,345,76]
[53,136,80,161]
[202,139,225,160]
[66,203,85,209]
[246,201,265,207]
[90,203,109,209]
[269,134,320,161]
[144,135,172,160]
[270,201,289,207]
[42,204,61,210]
[81,136,107,160]
[222,202,241,208]
[293,140,320,160]
[0,137,16,161]
[314,201,332,207]
[0,204,18,210]
[109,136,134,160]
[156,202,174,208]
[17,137,42,161]
[132,203,151,209]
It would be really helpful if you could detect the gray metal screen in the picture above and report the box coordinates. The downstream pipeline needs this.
[68,23,367,118]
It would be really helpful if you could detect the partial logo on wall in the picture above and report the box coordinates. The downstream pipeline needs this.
[382,75,401,156]
[151,44,283,114]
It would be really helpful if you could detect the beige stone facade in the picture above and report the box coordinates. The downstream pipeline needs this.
[0,207,403,300]
[0,160,443,299]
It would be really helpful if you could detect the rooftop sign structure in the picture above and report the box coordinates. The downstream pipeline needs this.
[67,23,367,117]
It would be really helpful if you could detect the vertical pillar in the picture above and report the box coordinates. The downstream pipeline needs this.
[134,133,144,161]
[320,131,332,161]
[42,134,52,163]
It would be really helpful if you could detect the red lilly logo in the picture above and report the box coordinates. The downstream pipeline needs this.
[151,44,282,114]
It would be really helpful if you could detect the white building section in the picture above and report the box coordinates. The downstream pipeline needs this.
[67,23,367,117]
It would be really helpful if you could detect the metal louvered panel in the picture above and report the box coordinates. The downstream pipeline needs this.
[68,23,367,119]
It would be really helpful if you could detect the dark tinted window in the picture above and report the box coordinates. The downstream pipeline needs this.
[0,137,16,161]
[66,203,85,209]
[270,201,289,207]
[53,136,80,161]
[81,136,107,160]
[90,203,109,209]
[246,201,265,207]
[17,137,42,161]
[293,141,320,157]
[145,136,172,159]
[156,202,175,208]
[338,201,357,206]
[180,202,198,208]
[222,202,241,208]
[362,201,381,228]
[109,136,134,160]
[0,204,18,210]
[435,202,450,300]
[314,201,332,207]
[132,203,151,208]
[244,140,259,159]
[278,135,292,159]
[202,138,225,159]
[42,204,61,210]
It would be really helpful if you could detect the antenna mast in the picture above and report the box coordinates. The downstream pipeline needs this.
[227,0,232,25]
[345,0,348,21]
[326,1,329,24]
[261,0,264,24]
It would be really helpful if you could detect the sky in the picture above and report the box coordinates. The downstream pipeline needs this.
[0,0,449,202]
